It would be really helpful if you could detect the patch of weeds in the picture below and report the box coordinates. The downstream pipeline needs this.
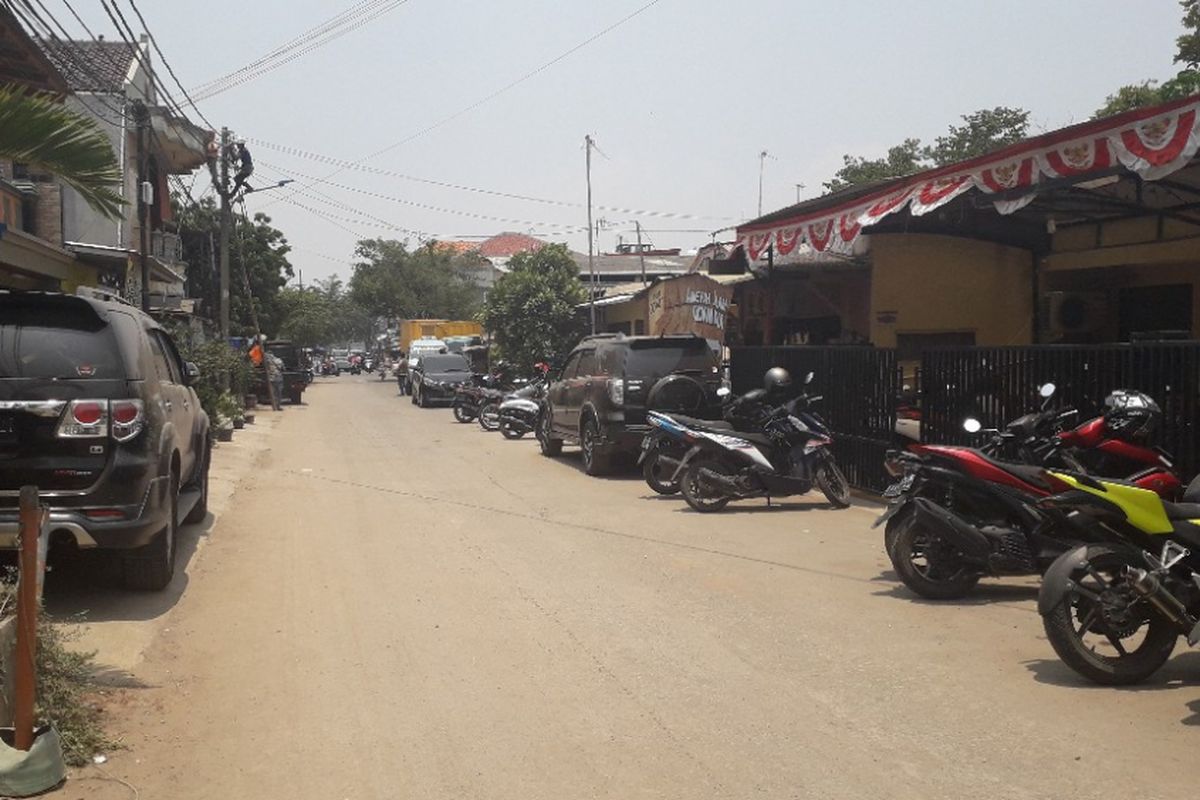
[0,575,119,766]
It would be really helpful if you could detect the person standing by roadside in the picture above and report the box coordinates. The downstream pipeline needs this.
[265,353,284,411]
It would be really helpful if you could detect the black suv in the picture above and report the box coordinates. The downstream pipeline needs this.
[538,334,722,474]
[0,290,211,590]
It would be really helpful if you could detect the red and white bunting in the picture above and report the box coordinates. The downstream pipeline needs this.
[736,97,1200,261]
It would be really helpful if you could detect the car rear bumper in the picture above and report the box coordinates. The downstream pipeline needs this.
[597,421,651,456]
[0,474,170,550]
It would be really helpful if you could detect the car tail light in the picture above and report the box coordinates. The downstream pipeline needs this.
[111,399,145,442]
[607,378,624,406]
[56,399,108,438]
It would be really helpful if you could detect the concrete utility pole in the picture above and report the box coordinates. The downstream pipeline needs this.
[585,134,596,335]
[796,183,806,203]
[133,101,150,312]
[757,150,770,217]
[636,220,647,286]
[218,127,231,341]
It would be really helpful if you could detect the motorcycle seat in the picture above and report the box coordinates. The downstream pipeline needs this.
[969,450,1053,492]
[669,414,733,432]
[1164,501,1200,521]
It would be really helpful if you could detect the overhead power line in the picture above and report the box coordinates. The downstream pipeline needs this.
[122,0,215,129]
[189,0,412,102]
[263,0,666,211]
[250,137,734,223]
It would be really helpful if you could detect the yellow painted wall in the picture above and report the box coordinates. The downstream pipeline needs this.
[869,233,1034,347]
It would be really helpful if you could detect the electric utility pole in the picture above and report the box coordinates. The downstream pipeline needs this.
[636,220,647,286]
[133,101,150,312]
[218,127,231,341]
[757,150,770,217]
[585,135,596,334]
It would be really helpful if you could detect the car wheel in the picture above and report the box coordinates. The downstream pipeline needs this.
[580,416,610,476]
[123,472,178,591]
[183,442,210,524]
[538,411,563,457]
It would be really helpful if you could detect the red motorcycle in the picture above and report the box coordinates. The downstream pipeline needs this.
[878,387,1179,599]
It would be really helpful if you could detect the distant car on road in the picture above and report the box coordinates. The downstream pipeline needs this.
[0,289,211,590]
[539,334,722,475]
[409,353,473,407]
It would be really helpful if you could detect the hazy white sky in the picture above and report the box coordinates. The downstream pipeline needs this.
[59,1,1187,283]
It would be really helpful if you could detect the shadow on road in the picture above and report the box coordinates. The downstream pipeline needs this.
[1024,651,1200,697]
[42,511,214,623]
[871,580,1040,606]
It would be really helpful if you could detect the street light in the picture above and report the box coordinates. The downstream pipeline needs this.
[243,179,294,195]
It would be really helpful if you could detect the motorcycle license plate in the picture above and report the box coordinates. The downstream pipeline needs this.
[882,474,913,499]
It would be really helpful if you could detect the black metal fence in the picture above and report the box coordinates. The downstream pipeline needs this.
[730,346,899,491]
[730,342,1200,493]
[921,343,1200,479]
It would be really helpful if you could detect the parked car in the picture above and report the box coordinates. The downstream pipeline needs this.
[410,353,474,407]
[0,289,211,590]
[538,334,722,475]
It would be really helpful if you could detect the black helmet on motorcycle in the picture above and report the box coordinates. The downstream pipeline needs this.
[1103,389,1160,442]
[763,367,792,393]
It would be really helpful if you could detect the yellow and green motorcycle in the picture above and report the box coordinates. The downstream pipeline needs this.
[1037,470,1200,685]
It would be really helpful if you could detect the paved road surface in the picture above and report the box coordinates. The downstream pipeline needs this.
[52,376,1200,799]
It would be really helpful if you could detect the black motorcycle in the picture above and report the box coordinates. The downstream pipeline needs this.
[672,373,852,512]
[496,380,547,439]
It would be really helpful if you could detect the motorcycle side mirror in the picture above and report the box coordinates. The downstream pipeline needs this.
[716,387,731,398]
[962,418,983,434]
[1039,382,1056,399]
[804,371,814,385]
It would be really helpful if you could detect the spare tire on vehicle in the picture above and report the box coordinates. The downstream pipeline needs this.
[645,373,709,415]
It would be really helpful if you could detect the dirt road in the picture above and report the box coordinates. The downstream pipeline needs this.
[53,376,1200,799]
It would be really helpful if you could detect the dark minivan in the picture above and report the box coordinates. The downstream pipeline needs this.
[0,290,210,590]
[539,334,722,474]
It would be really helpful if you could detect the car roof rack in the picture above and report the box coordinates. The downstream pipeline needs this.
[76,285,134,307]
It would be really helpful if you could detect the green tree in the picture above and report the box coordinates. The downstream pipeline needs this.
[276,287,336,346]
[348,239,481,320]
[922,107,1030,166]
[175,196,294,336]
[481,243,586,374]
[824,139,924,193]
[1094,2,1200,117]
[0,85,123,218]
[823,107,1031,193]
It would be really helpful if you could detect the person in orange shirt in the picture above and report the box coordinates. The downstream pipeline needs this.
[248,340,263,367]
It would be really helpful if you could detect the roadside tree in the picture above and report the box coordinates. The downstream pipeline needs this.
[349,239,481,321]
[482,244,586,375]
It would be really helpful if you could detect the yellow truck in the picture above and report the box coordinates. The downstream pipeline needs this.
[396,320,482,353]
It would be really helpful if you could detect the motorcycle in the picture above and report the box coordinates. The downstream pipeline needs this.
[1036,470,1200,685]
[672,372,852,513]
[452,373,506,424]
[497,380,547,439]
[881,386,1180,600]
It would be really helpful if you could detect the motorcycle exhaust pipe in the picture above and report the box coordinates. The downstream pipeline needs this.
[907,498,993,559]
[1128,568,1198,636]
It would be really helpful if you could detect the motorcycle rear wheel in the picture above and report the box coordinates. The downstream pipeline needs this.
[500,420,525,439]
[478,402,501,431]
[890,521,980,600]
[453,404,475,423]
[1042,546,1178,685]
[642,454,680,495]
[815,459,851,508]
[680,460,732,513]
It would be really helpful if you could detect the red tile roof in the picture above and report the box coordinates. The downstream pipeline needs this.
[431,240,479,255]
[478,232,548,258]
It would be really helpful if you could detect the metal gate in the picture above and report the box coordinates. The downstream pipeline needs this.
[730,346,898,492]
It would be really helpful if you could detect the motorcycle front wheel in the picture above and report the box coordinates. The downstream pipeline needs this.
[815,458,851,508]
[1041,546,1178,685]
[680,460,732,513]
[499,420,525,439]
[478,402,501,431]
[890,520,980,600]
[453,404,475,423]
[642,454,680,495]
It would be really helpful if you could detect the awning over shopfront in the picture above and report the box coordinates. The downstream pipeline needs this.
[736,95,1200,260]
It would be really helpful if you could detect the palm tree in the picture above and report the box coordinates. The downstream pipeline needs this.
[0,84,124,219]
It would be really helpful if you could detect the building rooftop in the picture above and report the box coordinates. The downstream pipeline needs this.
[478,232,548,259]
[40,38,138,93]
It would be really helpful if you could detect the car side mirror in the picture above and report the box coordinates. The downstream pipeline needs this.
[183,361,201,386]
